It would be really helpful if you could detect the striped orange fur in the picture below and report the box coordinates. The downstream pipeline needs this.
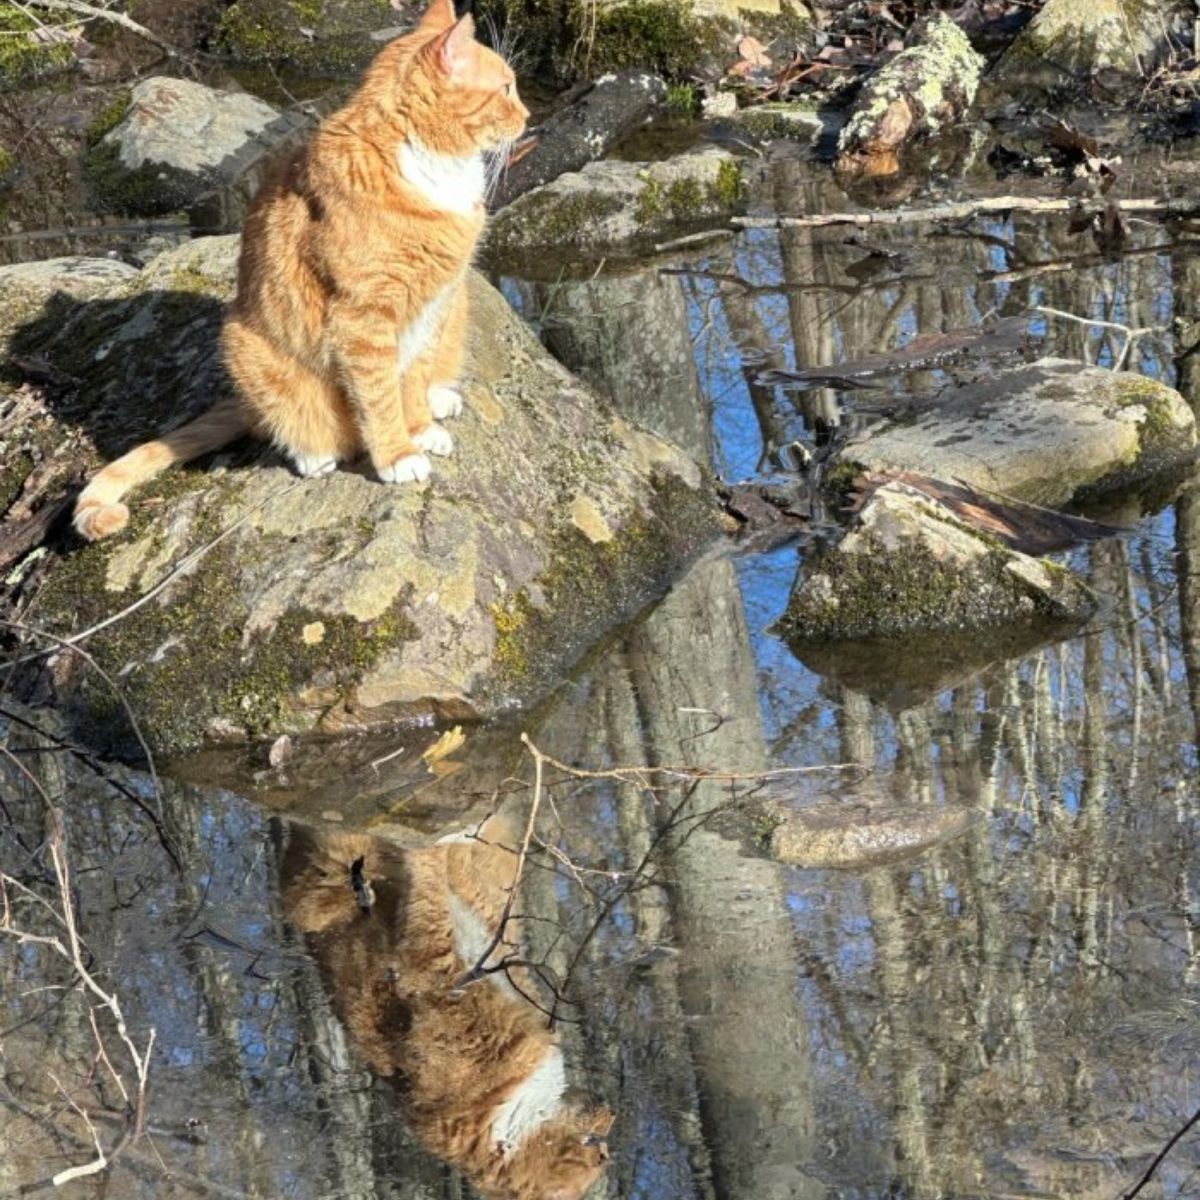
[73,0,528,541]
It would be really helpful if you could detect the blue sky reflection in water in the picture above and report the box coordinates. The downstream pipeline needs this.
[2,190,1200,1198]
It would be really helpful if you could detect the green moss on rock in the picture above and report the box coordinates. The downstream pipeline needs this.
[82,141,201,218]
[487,469,718,698]
[0,6,72,88]
[216,0,395,75]
[85,89,133,149]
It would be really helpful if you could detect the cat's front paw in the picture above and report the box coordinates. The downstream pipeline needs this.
[378,452,431,484]
[413,423,454,457]
[428,385,463,421]
[291,452,338,478]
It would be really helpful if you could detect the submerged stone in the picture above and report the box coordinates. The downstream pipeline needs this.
[769,796,976,869]
[780,481,1097,643]
[487,147,746,259]
[831,358,1197,509]
[5,237,719,755]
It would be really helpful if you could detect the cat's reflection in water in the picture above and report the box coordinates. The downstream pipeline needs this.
[280,814,614,1200]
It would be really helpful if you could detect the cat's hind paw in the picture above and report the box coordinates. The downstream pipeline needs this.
[428,385,463,421]
[413,423,454,457]
[378,452,431,484]
[291,452,338,479]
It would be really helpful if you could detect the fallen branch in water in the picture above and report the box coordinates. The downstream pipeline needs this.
[1120,1102,1200,1198]
[733,195,1200,230]
[1034,305,1169,372]
[0,746,155,1188]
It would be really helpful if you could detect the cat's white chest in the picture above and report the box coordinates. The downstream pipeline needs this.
[397,139,484,214]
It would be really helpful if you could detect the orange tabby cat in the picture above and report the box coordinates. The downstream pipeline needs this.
[281,815,614,1200]
[73,0,528,541]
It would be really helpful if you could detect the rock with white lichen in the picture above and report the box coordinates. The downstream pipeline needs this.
[486,147,745,261]
[830,358,1197,510]
[83,77,309,218]
[0,236,719,755]
[835,14,984,180]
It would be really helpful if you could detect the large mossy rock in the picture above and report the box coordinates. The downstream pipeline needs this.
[478,0,811,81]
[988,0,1190,99]
[4,237,718,754]
[780,480,1098,644]
[831,358,1197,509]
[215,0,404,75]
[487,148,745,262]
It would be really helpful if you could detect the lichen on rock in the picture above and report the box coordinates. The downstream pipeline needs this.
[835,14,983,180]
[487,147,746,262]
[779,481,1097,644]
[5,238,718,754]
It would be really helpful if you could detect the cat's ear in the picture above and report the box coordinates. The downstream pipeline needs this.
[417,0,457,32]
[429,13,476,76]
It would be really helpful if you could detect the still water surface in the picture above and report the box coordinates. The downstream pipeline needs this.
[3,149,1200,1198]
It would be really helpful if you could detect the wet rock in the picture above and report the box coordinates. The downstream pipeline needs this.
[989,0,1190,99]
[779,480,1097,643]
[5,237,718,755]
[835,14,984,180]
[487,147,745,259]
[769,797,976,869]
[215,0,405,75]
[492,68,667,209]
[832,359,1197,509]
[83,77,308,218]
[725,100,828,146]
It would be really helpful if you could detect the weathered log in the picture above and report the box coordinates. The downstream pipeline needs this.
[834,15,983,181]
[491,68,665,209]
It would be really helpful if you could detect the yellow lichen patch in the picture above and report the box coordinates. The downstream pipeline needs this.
[467,384,504,426]
[612,416,702,489]
[570,494,614,544]
[301,620,326,644]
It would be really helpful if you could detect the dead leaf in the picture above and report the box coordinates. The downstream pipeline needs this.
[421,725,465,776]
[737,35,771,68]
[268,734,293,769]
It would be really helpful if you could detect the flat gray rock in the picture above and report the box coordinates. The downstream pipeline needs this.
[834,358,1197,509]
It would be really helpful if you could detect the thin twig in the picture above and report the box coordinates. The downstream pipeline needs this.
[3,475,306,670]
[23,0,183,56]
[1120,1104,1200,1198]
[733,195,1200,230]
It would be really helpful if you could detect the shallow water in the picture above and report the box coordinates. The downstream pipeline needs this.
[4,148,1200,1198]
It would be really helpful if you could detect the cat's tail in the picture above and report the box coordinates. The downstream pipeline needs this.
[73,395,249,542]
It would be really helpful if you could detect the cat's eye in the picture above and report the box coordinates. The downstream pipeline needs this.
[502,82,513,96]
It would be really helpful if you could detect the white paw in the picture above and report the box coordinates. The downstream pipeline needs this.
[378,453,431,484]
[429,385,463,421]
[291,452,337,478]
[414,423,454,457]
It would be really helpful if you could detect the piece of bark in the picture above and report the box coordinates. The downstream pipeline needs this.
[491,68,665,210]
[835,14,983,180]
